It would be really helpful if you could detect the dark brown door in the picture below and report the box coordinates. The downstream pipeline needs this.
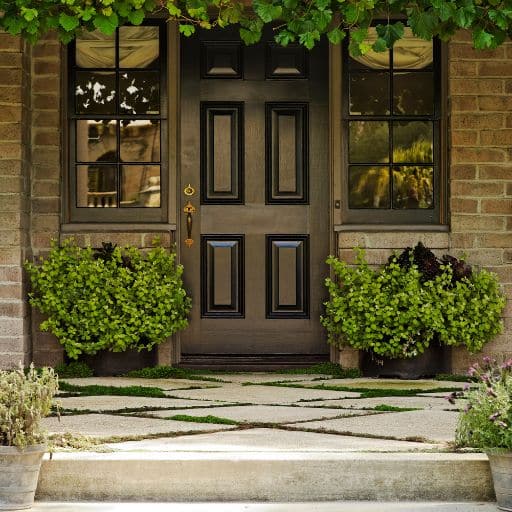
[180,27,329,366]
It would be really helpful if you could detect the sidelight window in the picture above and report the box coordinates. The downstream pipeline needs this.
[67,22,167,223]
[343,28,445,225]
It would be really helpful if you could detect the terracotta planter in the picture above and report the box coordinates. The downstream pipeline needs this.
[80,347,157,376]
[488,452,512,511]
[361,343,450,379]
[0,445,45,511]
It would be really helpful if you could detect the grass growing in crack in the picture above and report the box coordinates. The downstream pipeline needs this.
[435,373,476,383]
[124,365,225,382]
[252,381,458,399]
[167,414,238,425]
[59,381,167,398]
[274,363,361,378]
[371,404,420,412]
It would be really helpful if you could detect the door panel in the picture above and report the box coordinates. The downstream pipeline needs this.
[180,27,329,362]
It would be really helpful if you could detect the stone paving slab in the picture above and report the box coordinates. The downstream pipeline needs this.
[31,502,499,512]
[287,410,458,443]
[300,396,464,411]
[58,395,232,412]
[137,405,372,423]
[315,378,465,390]
[103,427,440,452]
[168,384,360,404]
[418,392,464,398]
[62,377,217,390]
[43,413,235,438]
[211,373,327,383]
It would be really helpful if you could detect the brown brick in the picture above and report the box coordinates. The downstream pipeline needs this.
[0,283,22,299]
[0,143,22,161]
[0,85,22,104]
[452,113,503,130]
[32,76,59,94]
[33,129,60,147]
[33,94,59,110]
[479,165,512,180]
[33,147,60,166]
[0,34,22,53]
[451,96,478,112]
[31,215,60,232]
[32,181,60,197]
[0,124,21,141]
[0,302,26,317]
[460,249,504,265]
[0,69,22,87]
[450,164,476,180]
[0,176,24,194]
[0,53,22,68]
[481,199,512,214]
[32,111,59,128]
[0,106,22,124]
[450,44,505,60]
[32,198,59,214]
[33,60,60,76]
[481,130,512,146]
[451,130,478,146]
[507,183,512,196]
[450,79,503,95]
[505,250,512,263]
[88,233,143,248]
[478,234,512,248]
[450,61,477,77]
[450,198,478,213]
[485,266,512,283]
[451,181,504,197]
[479,96,512,111]
[450,233,477,249]
[452,147,506,163]
[479,62,512,77]
[451,214,505,231]
[33,164,60,181]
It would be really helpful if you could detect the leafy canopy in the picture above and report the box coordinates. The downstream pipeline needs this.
[1,0,511,52]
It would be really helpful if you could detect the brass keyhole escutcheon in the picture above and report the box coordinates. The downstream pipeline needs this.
[184,184,196,197]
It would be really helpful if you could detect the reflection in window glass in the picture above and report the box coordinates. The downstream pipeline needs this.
[393,29,433,70]
[119,26,160,68]
[121,165,161,207]
[75,72,116,115]
[120,71,160,115]
[349,166,390,208]
[393,166,434,209]
[393,121,433,163]
[76,32,115,68]
[349,121,389,163]
[350,72,390,115]
[393,72,434,115]
[76,120,117,163]
[349,28,390,70]
[120,120,160,162]
[77,165,117,208]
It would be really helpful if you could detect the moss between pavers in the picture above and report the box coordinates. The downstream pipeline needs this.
[166,414,239,425]
[59,382,168,398]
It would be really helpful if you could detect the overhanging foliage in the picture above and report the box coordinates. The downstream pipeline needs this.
[0,0,510,52]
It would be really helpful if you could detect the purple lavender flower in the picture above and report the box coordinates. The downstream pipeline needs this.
[489,412,500,422]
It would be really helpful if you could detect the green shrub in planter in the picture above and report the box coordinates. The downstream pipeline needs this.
[322,243,506,359]
[26,239,191,359]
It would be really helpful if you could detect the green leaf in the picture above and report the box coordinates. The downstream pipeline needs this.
[327,27,345,45]
[93,13,119,35]
[179,24,196,36]
[254,0,282,23]
[59,13,80,32]
[128,9,146,25]
[375,21,404,47]
[473,27,494,49]
[409,10,437,39]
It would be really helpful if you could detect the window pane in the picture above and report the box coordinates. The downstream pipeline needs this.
[119,26,160,68]
[393,121,433,163]
[76,120,117,163]
[77,164,117,208]
[121,165,160,207]
[349,28,390,70]
[349,166,390,208]
[350,72,390,115]
[393,166,434,209]
[393,72,434,115]
[393,29,433,70]
[75,71,116,115]
[120,120,160,162]
[76,32,115,68]
[120,71,160,115]
[349,121,389,163]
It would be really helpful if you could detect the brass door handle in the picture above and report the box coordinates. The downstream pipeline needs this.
[183,201,196,248]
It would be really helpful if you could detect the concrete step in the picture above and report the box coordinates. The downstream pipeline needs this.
[36,451,494,503]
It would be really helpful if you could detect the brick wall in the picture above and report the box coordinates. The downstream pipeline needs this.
[448,31,512,373]
[0,34,32,368]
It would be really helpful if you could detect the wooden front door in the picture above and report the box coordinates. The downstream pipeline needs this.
[179,27,329,367]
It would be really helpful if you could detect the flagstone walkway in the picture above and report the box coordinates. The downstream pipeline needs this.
[45,373,467,448]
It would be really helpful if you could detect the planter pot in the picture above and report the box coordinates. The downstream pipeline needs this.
[0,445,45,511]
[361,344,450,379]
[79,347,157,376]
[488,452,512,511]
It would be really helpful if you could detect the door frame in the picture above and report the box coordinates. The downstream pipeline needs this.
[166,26,338,366]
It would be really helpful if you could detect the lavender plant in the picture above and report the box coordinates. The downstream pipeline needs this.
[453,357,512,451]
[0,365,58,449]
